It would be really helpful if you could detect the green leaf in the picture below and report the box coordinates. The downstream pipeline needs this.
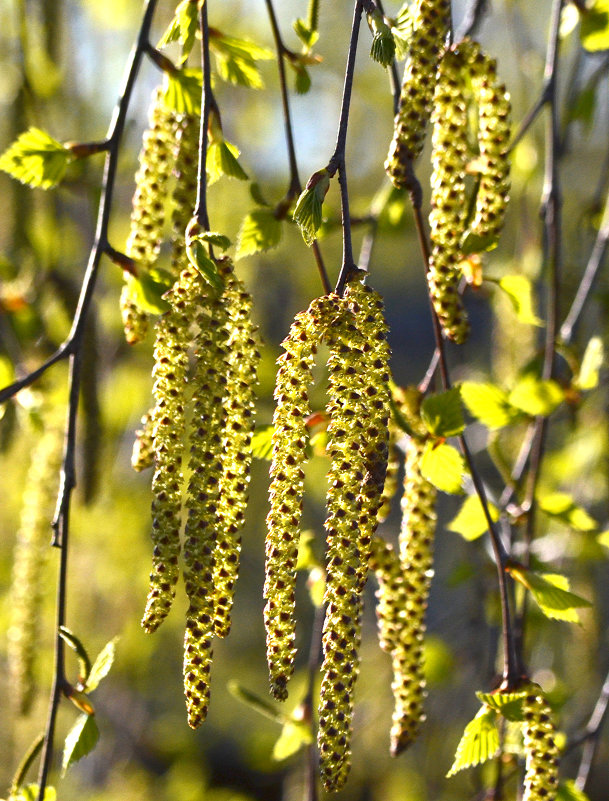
[537,491,597,532]
[420,441,465,495]
[460,381,518,430]
[196,231,232,251]
[61,714,99,776]
[447,494,500,541]
[597,530,609,549]
[0,128,70,189]
[446,707,499,776]
[251,424,274,460]
[207,141,248,185]
[237,208,283,258]
[85,637,118,693]
[476,690,528,722]
[557,779,592,801]
[185,239,224,295]
[508,375,564,417]
[508,567,592,622]
[162,69,202,115]
[581,0,609,51]
[125,270,173,315]
[272,719,313,761]
[576,336,604,390]
[210,33,274,90]
[157,0,200,62]
[390,3,414,61]
[306,566,326,608]
[494,275,542,326]
[292,63,312,95]
[293,19,319,50]
[420,387,465,438]
[296,530,319,571]
[368,10,396,67]
[58,626,91,684]
[293,169,330,246]
[461,229,500,256]
[227,681,287,724]
[13,785,56,801]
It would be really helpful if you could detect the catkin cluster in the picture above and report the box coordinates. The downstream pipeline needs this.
[427,39,511,342]
[141,257,260,728]
[384,0,451,188]
[522,688,560,801]
[264,279,392,792]
[8,424,63,715]
[370,388,437,756]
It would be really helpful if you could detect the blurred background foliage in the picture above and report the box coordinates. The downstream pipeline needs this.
[1,0,609,799]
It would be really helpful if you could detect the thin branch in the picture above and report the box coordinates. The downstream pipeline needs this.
[195,2,212,230]
[332,0,365,296]
[263,0,331,294]
[575,667,609,791]
[455,0,489,41]
[35,2,160,796]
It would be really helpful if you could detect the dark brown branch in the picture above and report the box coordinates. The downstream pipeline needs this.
[35,2,161,797]
[332,0,365,296]
[195,2,212,230]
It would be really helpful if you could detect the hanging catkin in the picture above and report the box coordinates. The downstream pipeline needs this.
[521,688,560,801]
[264,295,340,700]
[8,424,63,715]
[384,0,451,189]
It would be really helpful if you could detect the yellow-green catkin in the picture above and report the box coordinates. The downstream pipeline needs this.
[462,39,511,245]
[377,432,400,524]
[8,425,62,715]
[131,410,155,472]
[318,281,391,792]
[181,270,228,728]
[522,688,560,801]
[170,114,200,275]
[385,0,451,188]
[213,260,261,637]
[264,295,340,701]
[427,45,470,343]
[123,88,176,343]
[141,269,196,633]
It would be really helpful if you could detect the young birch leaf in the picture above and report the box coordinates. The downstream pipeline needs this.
[508,567,592,622]
[251,424,275,460]
[185,239,224,294]
[293,19,319,50]
[537,491,597,532]
[421,387,465,438]
[157,0,199,61]
[0,128,71,189]
[58,626,91,685]
[597,530,609,549]
[85,637,118,693]
[227,681,287,724]
[61,714,99,776]
[207,141,248,185]
[237,209,283,258]
[293,63,312,95]
[508,375,564,417]
[576,336,604,390]
[272,720,313,761]
[125,271,172,316]
[14,785,57,801]
[196,232,232,251]
[557,779,593,801]
[420,441,465,495]
[447,494,500,541]
[494,275,542,326]
[210,34,274,90]
[162,69,202,115]
[293,169,330,246]
[475,691,528,722]
[446,706,499,777]
[460,381,518,429]
[581,0,609,51]
[368,9,396,67]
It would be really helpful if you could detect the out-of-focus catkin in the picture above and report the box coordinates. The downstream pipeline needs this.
[522,688,560,801]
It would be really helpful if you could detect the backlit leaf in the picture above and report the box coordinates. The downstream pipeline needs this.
[207,141,248,185]
[508,375,564,417]
[447,494,500,541]
[558,779,592,801]
[446,707,499,776]
[251,424,274,460]
[420,441,465,495]
[476,690,528,722]
[186,239,224,294]
[124,270,172,315]
[272,720,313,761]
[576,336,604,390]
[597,530,609,549]
[162,69,202,115]
[85,637,118,693]
[508,567,592,622]
[210,33,274,90]
[581,0,609,51]
[61,714,99,775]
[293,169,330,246]
[460,381,518,429]
[538,491,597,532]
[495,275,542,326]
[0,128,70,189]
[157,0,200,61]
[421,387,465,438]
[237,209,283,258]
[13,785,56,801]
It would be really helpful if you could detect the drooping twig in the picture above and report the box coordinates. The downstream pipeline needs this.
[455,0,489,41]
[263,0,331,294]
[195,2,212,231]
[575,667,609,791]
[331,0,365,296]
[35,2,161,797]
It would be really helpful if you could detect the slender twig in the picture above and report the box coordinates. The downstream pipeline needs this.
[575,667,609,791]
[303,605,324,801]
[560,181,609,343]
[455,0,489,41]
[195,2,212,231]
[331,0,365,296]
[263,0,331,294]
[35,3,160,797]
